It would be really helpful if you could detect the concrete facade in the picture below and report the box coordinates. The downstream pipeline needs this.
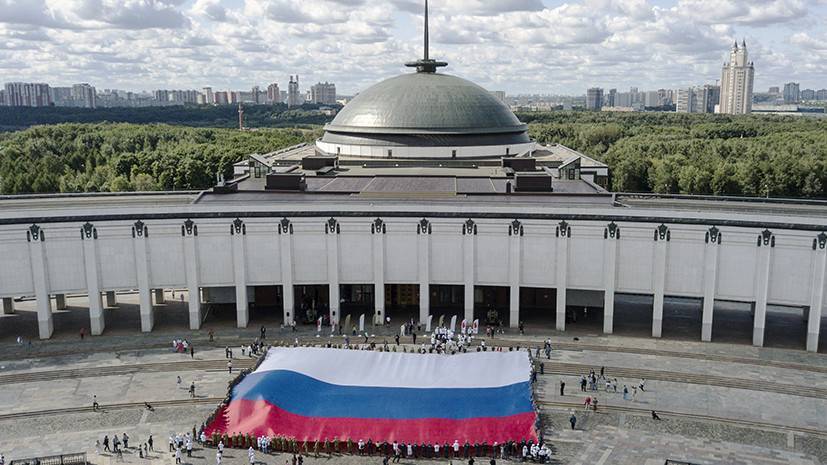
[0,198,825,351]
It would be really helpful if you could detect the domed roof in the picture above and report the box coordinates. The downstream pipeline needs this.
[325,72,527,136]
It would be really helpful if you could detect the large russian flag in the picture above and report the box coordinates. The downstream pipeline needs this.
[205,347,537,444]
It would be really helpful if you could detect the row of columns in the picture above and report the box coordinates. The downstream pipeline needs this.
[16,220,827,352]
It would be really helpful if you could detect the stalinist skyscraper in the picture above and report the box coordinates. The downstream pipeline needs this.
[719,40,755,114]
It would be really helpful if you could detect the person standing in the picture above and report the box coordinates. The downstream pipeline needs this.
[569,412,577,430]
[80,328,85,340]
[190,345,194,358]
[639,379,647,392]
[559,380,565,396]
[175,448,182,464]
[148,435,154,451]
[623,385,629,400]
[228,360,233,374]
[189,382,196,398]
[261,325,267,340]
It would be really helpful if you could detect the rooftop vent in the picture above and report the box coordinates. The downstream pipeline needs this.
[514,172,553,192]
[302,156,338,171]
[265,173,306,191]
[502,157,536,172]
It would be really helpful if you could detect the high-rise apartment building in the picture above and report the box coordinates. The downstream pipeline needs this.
[586,87,603,111]
[783,82,800,103]
[203,87,214,105]
[153,90,169,104]
[267,83,281,104]
[4,82,52,107]
[606,89,617,107]
[676,88,697,113]
[800,89,815,101]
[214,91,229,105]
[817,89,827,101]
[699,85,720,113]
[490,91,506,102]
[287,76,301,108]
[768,86,780,95]
[72,83,97,108]
[310,82,337,105]
[719,41,754,114]
[51,87,73,106]
[251,86,263,104]
[676,85,719,114]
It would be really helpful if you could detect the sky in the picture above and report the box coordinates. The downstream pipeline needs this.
[1,0,826,96]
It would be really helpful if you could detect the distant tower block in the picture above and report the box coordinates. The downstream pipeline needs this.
[238,102,245,130]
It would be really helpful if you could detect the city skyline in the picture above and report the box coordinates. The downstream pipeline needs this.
[0,0,826,95]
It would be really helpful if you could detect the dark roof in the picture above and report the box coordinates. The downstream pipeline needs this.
[325,72,527,136]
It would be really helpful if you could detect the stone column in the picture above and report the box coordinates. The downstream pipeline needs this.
[182,219,201,330]
[326,218,340,325]
[508,220,523,328]
[701,226,721,342]
[462,220,476,324]
[753,230,774,347]
[417,219,431,325]
[555,221,570,331]
[231,219,249,328]
[2,298,14,315]
[806,233,826,352]
[652,224,669,338]
[153,289,165,304]
[81,223,105,336]
[133,221,153,332]
[279,219,295,325]
[603,222,619,334]
[54,294,67,310]
[372,219,386,326]
[27,225,53,339]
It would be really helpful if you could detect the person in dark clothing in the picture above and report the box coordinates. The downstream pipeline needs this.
[652,410,661,420]
[560,380,565,396]
[570,413,577,430]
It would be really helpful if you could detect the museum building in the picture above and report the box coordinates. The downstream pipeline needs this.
[0,3,825,352]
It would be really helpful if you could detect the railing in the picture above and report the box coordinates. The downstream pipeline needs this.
[10,453,87,465]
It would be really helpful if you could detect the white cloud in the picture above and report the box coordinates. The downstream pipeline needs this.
[0,0,825,94]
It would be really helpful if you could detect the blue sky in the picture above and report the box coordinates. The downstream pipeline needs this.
[0,0,825,95]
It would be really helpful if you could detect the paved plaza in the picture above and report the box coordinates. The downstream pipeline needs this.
[0,293,826,465]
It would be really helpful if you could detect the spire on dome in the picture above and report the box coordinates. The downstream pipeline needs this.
[742,39,747,47]
[405,0,447,73]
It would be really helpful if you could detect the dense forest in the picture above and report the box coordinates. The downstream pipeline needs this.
[0,124,318,193]
[523,112,827,198]
[0,112,825,198]
[0,104,335,132]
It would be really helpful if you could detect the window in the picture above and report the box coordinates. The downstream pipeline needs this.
[452,150,457,158]
[387,149,393,158]
[506,147,510,156]
[254,164,261,178]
